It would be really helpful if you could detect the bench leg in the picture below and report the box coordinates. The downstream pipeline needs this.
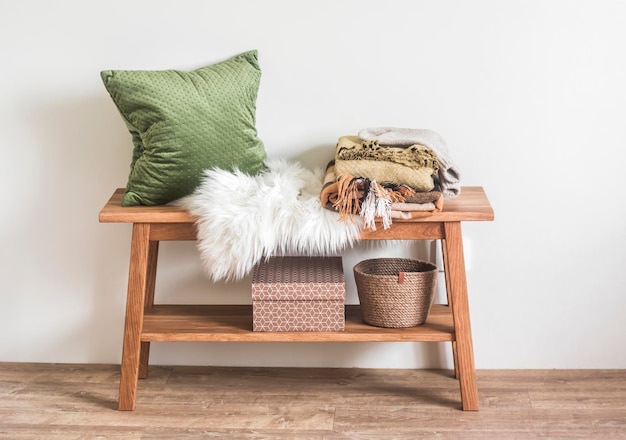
[443,222,479,411]
[440,239,460,379]
[118,223,153,411]
[138,241,159,380]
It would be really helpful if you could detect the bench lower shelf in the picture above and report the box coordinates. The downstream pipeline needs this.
[141,304,455,343]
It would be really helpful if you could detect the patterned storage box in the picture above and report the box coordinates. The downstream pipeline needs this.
[251,256,345,331]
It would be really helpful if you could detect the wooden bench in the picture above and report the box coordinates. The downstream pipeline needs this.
[99,186,494,411]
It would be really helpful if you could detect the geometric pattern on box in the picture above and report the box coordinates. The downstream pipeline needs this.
[252,256,345,301]
[252,282,345,301]
[251,256,345,331]
[252,300,345,332]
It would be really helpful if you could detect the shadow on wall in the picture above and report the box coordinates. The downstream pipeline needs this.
[10,91,134,362]
[291,144,336,171]
[149,340,454,370]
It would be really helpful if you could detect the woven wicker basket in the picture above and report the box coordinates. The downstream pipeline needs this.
[354,258,438,328]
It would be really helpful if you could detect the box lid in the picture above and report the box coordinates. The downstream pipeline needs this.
[252,256,345,301]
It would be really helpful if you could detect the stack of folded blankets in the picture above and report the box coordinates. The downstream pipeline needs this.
[320,127,461,230]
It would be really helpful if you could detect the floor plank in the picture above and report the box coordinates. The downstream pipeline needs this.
[0,363,625,439]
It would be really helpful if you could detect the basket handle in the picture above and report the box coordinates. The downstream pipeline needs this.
[398,272,405,284]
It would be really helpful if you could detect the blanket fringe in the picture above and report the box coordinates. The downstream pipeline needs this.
[360,180,392,230]
[332,173,362,222]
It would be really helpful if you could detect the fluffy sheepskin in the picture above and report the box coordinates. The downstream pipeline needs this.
[178,159,363,282]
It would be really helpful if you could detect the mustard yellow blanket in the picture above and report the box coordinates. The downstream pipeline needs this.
[334,135,439,192]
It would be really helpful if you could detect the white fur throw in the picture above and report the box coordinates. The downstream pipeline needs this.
[178,159,363,282]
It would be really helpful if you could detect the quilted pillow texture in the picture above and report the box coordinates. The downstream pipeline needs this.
[101,50,267,206]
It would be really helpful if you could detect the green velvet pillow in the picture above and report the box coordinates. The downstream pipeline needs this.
[101,50,267,206]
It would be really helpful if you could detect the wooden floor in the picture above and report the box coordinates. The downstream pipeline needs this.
[0,363,625,439]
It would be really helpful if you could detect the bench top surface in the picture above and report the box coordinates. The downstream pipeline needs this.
[99,186,494,224]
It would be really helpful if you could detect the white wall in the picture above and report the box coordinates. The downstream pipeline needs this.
[1,0,625,369]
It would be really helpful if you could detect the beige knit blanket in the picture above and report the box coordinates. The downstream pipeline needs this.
[336,136,440,171]
[334,136,438,192]
[358,127,461,198]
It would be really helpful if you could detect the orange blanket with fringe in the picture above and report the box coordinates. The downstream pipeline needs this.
[320,160,443,228]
